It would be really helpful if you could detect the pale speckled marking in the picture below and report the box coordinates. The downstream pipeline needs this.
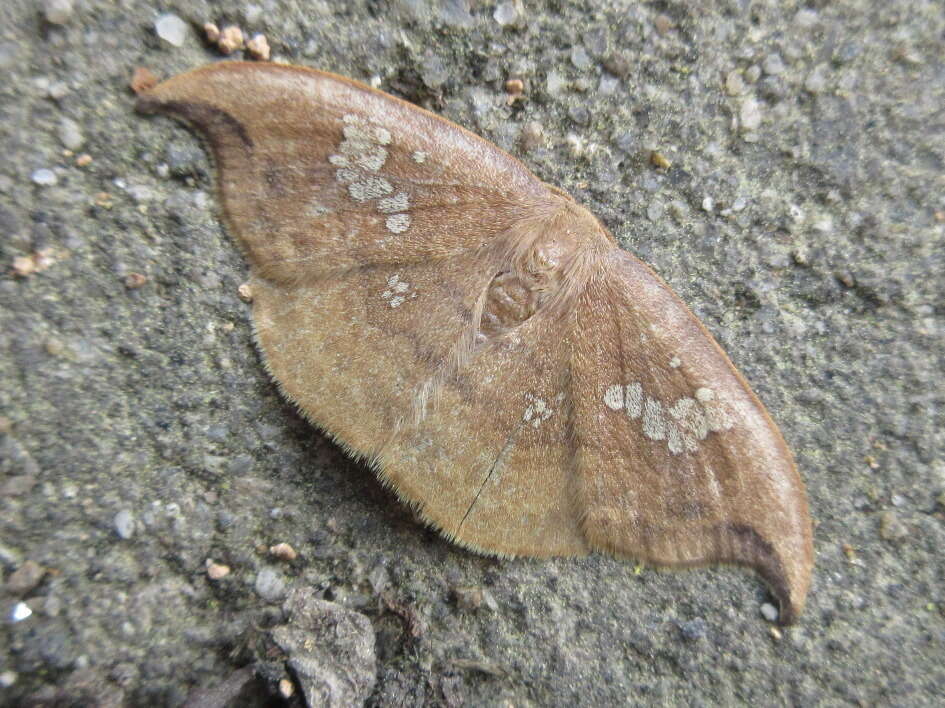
[348,176,393,202]
[412,150,428,164]
[331,114,414,235]
[602,382,734,455]
[378,192,409,214]
[669,356,681,368]
[385,213,411,234]
[381,274,416,308]
[523,393,554,428]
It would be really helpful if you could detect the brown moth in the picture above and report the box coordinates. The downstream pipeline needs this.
[136,62,813,623]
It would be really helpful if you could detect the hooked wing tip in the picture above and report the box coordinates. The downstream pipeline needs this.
[720,521,812,625]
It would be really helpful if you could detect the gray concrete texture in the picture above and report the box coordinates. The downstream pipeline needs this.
[1,0,943,705]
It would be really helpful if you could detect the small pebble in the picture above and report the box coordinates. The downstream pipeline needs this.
[6,560,45,595]
[269,542,297,561]
[0,671,16,688]
[279,678,295,698]
[570,46,592,70]
[31,168,57,186]
[879,510,909,541]
[649,151,671,169]
[75,153,92,167]
[504,78,524,97]
[493,0,525,28]
[255,567,286,602]
[760,602,779,622]
[154,13,189,47]
[762,53,786,76]
[203,22,220,43]
[217,26,244,55]
[702,196,714,212]
[124,272,147,289]
[739,98,762,131]
[520,121,544,151]
[43,0,74,25]
[794,9,819,29]
[654,14,673,35]
[238,282,254,302]
[11,602,32,622]
[598,74,619,95]
[725,70,745,96]
[804,64,828,93]
[58,118,84,151]
[206,560,231,580]
[744,65,761,83]
[113,509,135,539]
[246,33,270,61]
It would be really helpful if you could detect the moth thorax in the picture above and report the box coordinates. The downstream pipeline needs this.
[480,230,580,337]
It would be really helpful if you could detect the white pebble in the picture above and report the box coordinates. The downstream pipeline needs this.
[739,98,762,131]
[804,64,828,94]
[762,53,785,76]
[760,602,779,622]
[43,0,74,25]
[58,118,84,150]
[114,509,135,539]
[31,168,57,186]
[255,567,286,602]
[155,13,189,47]
[493,1,525,28]
[0,671,16,688]
[11,602,32,622]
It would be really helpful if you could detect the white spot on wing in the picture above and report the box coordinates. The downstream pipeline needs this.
[523,393,554,428]
[412,150,428,163]
[604,381,734,454]
[381,274,417,308]
[378,192,409,214]
[603,385,624,411]
[386,213,411,233]
[334,114,414,235]
[348,176,393,202]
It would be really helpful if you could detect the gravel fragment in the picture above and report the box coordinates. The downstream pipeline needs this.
[206,560,231,580]
[879,511,909,541]
[154,13,189,47]
[246,34,270,61]
[739,97,762,131]
[493,1,525,28]
[421,54,449,88]
[255,567,287,602]
[31,168,57,186]
[725,70,746,96]
[43,0,74,25]
[57,118,84,150]
[570,46,592,70]
[762,53,786,75]
[113,510,135,539]
[272,588,376,708]
[11,602,32,622]
[760,603,780,623]
[269,542,297,561]
[805,64,828,93]
[6,560,45,595]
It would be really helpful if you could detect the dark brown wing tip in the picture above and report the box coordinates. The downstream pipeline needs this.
[721,522,811,625]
